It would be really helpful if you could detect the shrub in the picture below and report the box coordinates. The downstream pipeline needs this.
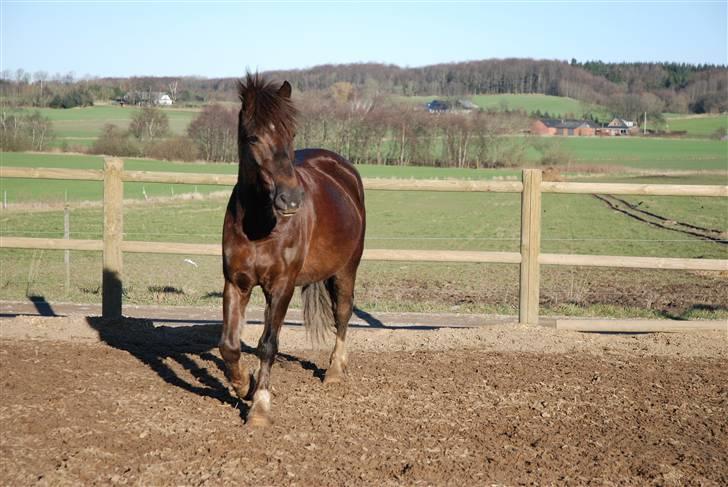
[710,126,728,140]
[145,136,199,161]
[0,110,54,151]
[129,107,170,140]
[47,88,94,109]
[187,104,238,162]
[90,124,141,157]
[535,139,574,167]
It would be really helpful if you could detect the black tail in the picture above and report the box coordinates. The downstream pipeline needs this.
[301,280,335,346]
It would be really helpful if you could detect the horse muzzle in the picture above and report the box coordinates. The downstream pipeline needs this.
[273,186,304,216]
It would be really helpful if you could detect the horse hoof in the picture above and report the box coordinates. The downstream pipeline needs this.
[246,412,271,427]
[323,370,344,385]
[231,369,256,399]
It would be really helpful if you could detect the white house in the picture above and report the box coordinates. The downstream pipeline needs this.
[156,94,173,106]
[604,118,639,135]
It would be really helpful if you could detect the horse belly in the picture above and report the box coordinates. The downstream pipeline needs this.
[297,191,363,285]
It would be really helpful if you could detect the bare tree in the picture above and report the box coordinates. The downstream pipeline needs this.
[33,71,49,102]
[129,107,170,140]
[187,104,237,162]
[168,80,179,102]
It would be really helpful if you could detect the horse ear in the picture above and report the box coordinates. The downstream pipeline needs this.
[278,80,292,99]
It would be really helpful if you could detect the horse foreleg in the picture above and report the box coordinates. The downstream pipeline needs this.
[324,272,356,385]
[247,283,294,427]
[219,280,252,401]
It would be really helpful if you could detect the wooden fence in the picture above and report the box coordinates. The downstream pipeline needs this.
[1,157,727,330]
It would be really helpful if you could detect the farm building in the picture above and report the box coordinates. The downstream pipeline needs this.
[531,119,599,136]
[121,91,174,106]
[600,118,639,136]
[426,99,478,113]
[157,94,173,106]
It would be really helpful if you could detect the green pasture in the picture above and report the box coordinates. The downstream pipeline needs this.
[0,152,235,203]
[663,114,728,138]
[583,173,727,228]
[542,137,728,170]
[9,105,199,148]
[2,150,726,317]
[1,141,726,205]
[0,151,521,204]
[470,94,605,117]
[1,187,725,317]
[2,185,724,258]
[394,93,604,117]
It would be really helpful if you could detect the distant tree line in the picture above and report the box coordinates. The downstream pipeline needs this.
[2,59,725,114]
[266,59,727,114]
[84,89,533,168]
[295,90,531,168]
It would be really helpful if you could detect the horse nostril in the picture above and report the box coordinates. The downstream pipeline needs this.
[275,190,301,213]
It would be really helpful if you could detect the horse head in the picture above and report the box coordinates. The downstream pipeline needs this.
[238,74,302,216]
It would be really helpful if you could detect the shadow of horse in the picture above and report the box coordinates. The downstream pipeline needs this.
[85,317,327,419]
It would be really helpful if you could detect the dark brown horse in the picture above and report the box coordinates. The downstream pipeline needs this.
[220,75,366,426]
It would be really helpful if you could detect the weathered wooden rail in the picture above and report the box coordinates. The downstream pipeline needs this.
[1,158,727,330]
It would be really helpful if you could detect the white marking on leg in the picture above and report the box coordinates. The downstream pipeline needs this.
[253,389,271,412]
[329,336,348,374]
[334,336,347,366]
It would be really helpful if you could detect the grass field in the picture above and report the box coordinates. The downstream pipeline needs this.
[1,188,725,318]
[2,189,723,257]
[10,105,199,148]
[1,142,726,203]
[394,93,604,117]
[539,137,728,170]
[663,114,728,138]
[1,150,726,319]
[0,152,524,204]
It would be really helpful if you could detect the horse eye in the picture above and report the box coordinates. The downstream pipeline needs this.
[248,136,259,145]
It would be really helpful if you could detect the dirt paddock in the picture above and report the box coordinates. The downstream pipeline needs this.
[0,314,726,486]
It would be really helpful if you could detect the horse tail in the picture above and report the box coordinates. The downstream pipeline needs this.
[301,280,336,346]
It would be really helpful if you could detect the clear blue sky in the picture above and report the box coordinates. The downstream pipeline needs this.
[2,1,726,78]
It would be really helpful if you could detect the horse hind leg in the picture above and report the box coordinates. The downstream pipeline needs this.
[323,272,356,385]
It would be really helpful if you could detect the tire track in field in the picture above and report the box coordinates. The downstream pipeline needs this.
[593,194,728,245]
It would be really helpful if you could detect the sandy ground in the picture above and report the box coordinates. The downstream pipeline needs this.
[0,313,726,485]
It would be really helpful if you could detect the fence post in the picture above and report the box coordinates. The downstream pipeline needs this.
[519,169,542,325]
[64,203,70,294]
[103,157,124,319]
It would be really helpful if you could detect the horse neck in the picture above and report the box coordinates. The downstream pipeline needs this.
[236,155,276,239]
[237,154,259,190]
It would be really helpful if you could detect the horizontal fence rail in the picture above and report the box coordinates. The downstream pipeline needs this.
[1,159,727,324]
[6,166,727,197]
[3,237,724,272]
[0,236,104,252]
[541,181,728,197]
[540,253,727,272]
[0,166,104,181]
[122,170,237,185]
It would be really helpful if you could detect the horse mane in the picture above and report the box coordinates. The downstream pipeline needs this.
[237,73,297,137]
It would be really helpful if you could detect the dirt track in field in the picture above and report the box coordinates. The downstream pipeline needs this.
[1,315,727,486]
[593,194,727,244]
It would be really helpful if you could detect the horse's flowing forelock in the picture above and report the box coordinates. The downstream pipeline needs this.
[237,73,297,137]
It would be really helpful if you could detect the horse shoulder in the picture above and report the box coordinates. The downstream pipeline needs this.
[294,150,364,204]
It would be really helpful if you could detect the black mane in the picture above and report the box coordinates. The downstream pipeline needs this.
[237,73,297,138]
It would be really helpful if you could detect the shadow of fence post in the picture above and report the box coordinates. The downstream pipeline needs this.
[103,157,124,319]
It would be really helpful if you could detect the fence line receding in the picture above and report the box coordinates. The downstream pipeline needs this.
[1,158,726,327]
